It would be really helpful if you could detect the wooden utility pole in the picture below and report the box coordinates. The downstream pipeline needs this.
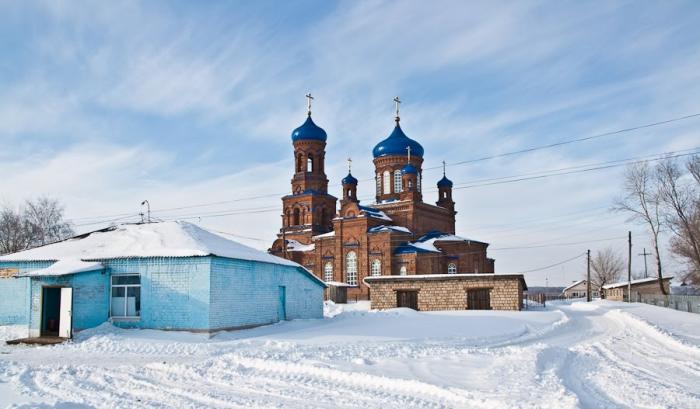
[638,248,651,278]
[627,231,632,302]
[587,249,591,302]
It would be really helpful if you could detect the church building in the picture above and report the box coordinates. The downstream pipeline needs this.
[270,96,500,302]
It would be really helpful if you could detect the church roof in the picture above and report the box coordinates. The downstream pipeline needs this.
[342,172,358,185]
[359,205,392,221]
[372,124,424,158]
[437,175,453,188]
[291,115,327,142]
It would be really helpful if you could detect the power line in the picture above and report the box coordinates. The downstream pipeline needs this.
[516,253,586,274]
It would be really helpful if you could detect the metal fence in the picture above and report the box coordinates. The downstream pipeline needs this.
[636,294,700,314]
[523,293,586,309]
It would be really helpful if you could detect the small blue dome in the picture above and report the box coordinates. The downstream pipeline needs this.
[372,124,424,158]
[291,115,327,142]
[437,175,453,188]
[342,172,358,185]
[401,163,418,174]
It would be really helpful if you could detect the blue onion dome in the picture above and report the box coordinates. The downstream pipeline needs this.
[291,115,327,142]
[437,175,453,188]
[401,163,418,174]
[342,172,358,185]
[372,124,424,158]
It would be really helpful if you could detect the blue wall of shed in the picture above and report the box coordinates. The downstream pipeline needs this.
[209,257,324,330]
[0,261,50,326]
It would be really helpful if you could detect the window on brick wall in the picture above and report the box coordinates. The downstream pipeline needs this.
[371,259,381,276]
[394,170,402,193]
[324,262,333,282]
[346,251,358,286]
[376,173,381,196]
[400,266,407,276]
[447,263,457,274]
[111,275,141,318]
[383,171,391,194]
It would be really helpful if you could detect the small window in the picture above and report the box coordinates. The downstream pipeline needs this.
[324,262,333,282]
[376,174,382,196]
[307,154,314,172]
[447,263,457,274]
[371,259,381,277]
[111,275,141,318]
[346,251,358,286]
[293,208,301,225]
[400,266,407,276]
[383,171,391,194]
[394,171,402,193]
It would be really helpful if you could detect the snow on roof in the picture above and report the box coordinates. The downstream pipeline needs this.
[312,231,335,240]
[602,276,673,289]
[0,221,298,268]
[562,280,587,292]
[18,259,104,277]
[367,225,411,234]
[364,273,528,290]
[395,231,486,254]
[325,281,353,287]
[286,239,315,252]
[359,205,392,221]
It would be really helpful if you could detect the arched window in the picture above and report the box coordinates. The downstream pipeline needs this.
[346,252,358,285]
[307,154,314,172]
[371,259,381,277]
[293,208,300,225]
[383,171,391,194]
[296,153,303,172]
[324,262,333,282]
[399,266,407,276]
[376,174,382,196]
[447,263,457,274]
[394,171,402,193]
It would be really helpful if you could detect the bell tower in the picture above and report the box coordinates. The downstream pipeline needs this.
[278,94,337,243]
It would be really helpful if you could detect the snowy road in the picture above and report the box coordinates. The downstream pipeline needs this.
[1,301,699,408]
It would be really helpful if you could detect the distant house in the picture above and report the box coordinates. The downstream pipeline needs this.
[602,277,672,301]
[0,221,325,339]
[562,280,599,299]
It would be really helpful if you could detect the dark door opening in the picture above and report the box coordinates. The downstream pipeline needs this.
[41,287,61,336]
[396,290,419,310]
[467,288,491,310]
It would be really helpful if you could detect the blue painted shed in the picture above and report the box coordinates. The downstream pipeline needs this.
[0,221,325,338]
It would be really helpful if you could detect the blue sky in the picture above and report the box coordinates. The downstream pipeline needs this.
[2,0,700,285]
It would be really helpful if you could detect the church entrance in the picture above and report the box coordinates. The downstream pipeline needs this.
[467,288,491,310]
[396,290,418,310]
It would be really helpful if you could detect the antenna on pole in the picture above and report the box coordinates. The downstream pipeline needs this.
[141,200,151,223]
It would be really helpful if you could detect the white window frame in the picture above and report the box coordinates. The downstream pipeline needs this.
[324,262,333,282]
[399,266,407,276]
[383,171,391,194]
[371,259,381,277]
[447,263,457,274]
[110,274,141,319]
[394,170,402,193]
[346,251,358,286]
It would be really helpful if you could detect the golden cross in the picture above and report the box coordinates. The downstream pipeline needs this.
[442,160,446,176]
[305,93,314,115]
[347,157,352,173]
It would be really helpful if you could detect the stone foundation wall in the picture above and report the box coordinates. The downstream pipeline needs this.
[366,275,524,311]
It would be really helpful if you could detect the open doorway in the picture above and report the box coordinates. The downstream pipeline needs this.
[41,287,73,338]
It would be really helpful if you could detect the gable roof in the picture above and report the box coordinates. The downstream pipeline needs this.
[0,221,298,268]
[562,279,587,292]
[602,276,673,289]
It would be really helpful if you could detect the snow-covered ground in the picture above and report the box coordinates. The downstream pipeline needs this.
[1,300,699,408]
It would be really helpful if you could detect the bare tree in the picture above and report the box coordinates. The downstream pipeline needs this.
[657,158,700,284]
[0,207,30,254]
[614,162,667,294]
[23,197,74,248]
[0,197,74,255]
[590,247,625,289]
